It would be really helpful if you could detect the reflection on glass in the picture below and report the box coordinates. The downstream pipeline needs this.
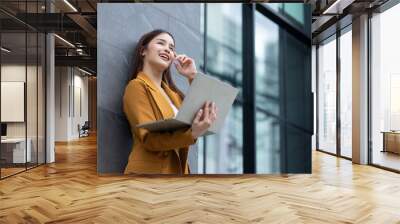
[200,3,243,173]
[205,106,243,173]
[262,3,306,32]
[340,29,352,158]
[283,4,305,26]
[256,112,281,173]
[318,37,337,154]
[371,4,400,171]
[1,31,28,177]
[264,3,282,12]
[255,12,279,116]
[255,11,281,173]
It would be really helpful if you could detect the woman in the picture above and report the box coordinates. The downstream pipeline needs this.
[123,29,217,175]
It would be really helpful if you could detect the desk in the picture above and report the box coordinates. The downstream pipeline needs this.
[382,131,400,154]
[1,138,31,163]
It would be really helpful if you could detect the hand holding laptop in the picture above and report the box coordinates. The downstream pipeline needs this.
[136,73,239,136]
[191,101,218,138]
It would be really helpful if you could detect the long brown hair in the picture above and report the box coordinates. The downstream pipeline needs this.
[131,29,184,99]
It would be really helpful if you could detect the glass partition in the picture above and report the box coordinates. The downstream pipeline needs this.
[1,31,28,177]
[0,1,46,179]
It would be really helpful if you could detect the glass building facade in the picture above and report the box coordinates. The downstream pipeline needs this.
[200,4,243,174]
[199,3,312,174]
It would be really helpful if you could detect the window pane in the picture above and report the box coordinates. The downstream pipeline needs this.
[201,3,243,173]
[263,3,282,12]
[255,11,281,173]
[283,4,304,26]
[262,3,309,34]
[340,29,352,158]
[371,5,400,171]
[318,37,337,154]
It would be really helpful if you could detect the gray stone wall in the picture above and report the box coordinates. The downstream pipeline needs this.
[97,3,202,174]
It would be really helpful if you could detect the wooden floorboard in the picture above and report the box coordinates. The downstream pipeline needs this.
[1,134,400,223]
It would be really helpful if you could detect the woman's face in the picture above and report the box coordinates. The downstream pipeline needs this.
[142,33,176,72]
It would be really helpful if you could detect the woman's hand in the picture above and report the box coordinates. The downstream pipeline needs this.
[174,54,197,83]
[191,101,217,139]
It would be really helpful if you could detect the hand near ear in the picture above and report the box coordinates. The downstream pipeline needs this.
[174,54,197,83]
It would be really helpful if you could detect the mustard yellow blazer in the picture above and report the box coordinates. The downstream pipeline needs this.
[123,71,197,174]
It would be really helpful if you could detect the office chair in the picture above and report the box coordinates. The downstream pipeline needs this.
[78,121,90,138]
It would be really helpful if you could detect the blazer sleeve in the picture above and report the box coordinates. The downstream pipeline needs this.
[123,80,197,152]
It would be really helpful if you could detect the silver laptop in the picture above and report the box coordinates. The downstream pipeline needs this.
[136,73,239,136]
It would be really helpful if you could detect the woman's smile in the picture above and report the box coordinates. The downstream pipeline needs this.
[159,52,171,62]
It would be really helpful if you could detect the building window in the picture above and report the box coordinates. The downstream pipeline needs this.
[371,4,400,171]
[255,11,281,173]
[317,36,337,155]
[200,3,312,173]
[199,4,243,174]
[339,28,352,158]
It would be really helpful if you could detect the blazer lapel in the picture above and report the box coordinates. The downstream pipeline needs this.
[136,72,175,119]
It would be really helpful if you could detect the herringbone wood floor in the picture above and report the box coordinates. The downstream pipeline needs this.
[1,134,400,224]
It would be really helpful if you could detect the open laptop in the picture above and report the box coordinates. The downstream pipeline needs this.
[136,73,239,136]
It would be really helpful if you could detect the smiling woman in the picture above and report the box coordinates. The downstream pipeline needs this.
[123,29,217,175]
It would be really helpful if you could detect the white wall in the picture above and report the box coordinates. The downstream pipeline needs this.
[1,65,26,135]
[55,67,89,141]
[1,63,46,163]
[1,65,40,137]
[55,67,69,141]
[71,72,89,138]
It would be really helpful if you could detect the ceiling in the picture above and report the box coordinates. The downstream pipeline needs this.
[310,0,390,43]
[1,0,98,74]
